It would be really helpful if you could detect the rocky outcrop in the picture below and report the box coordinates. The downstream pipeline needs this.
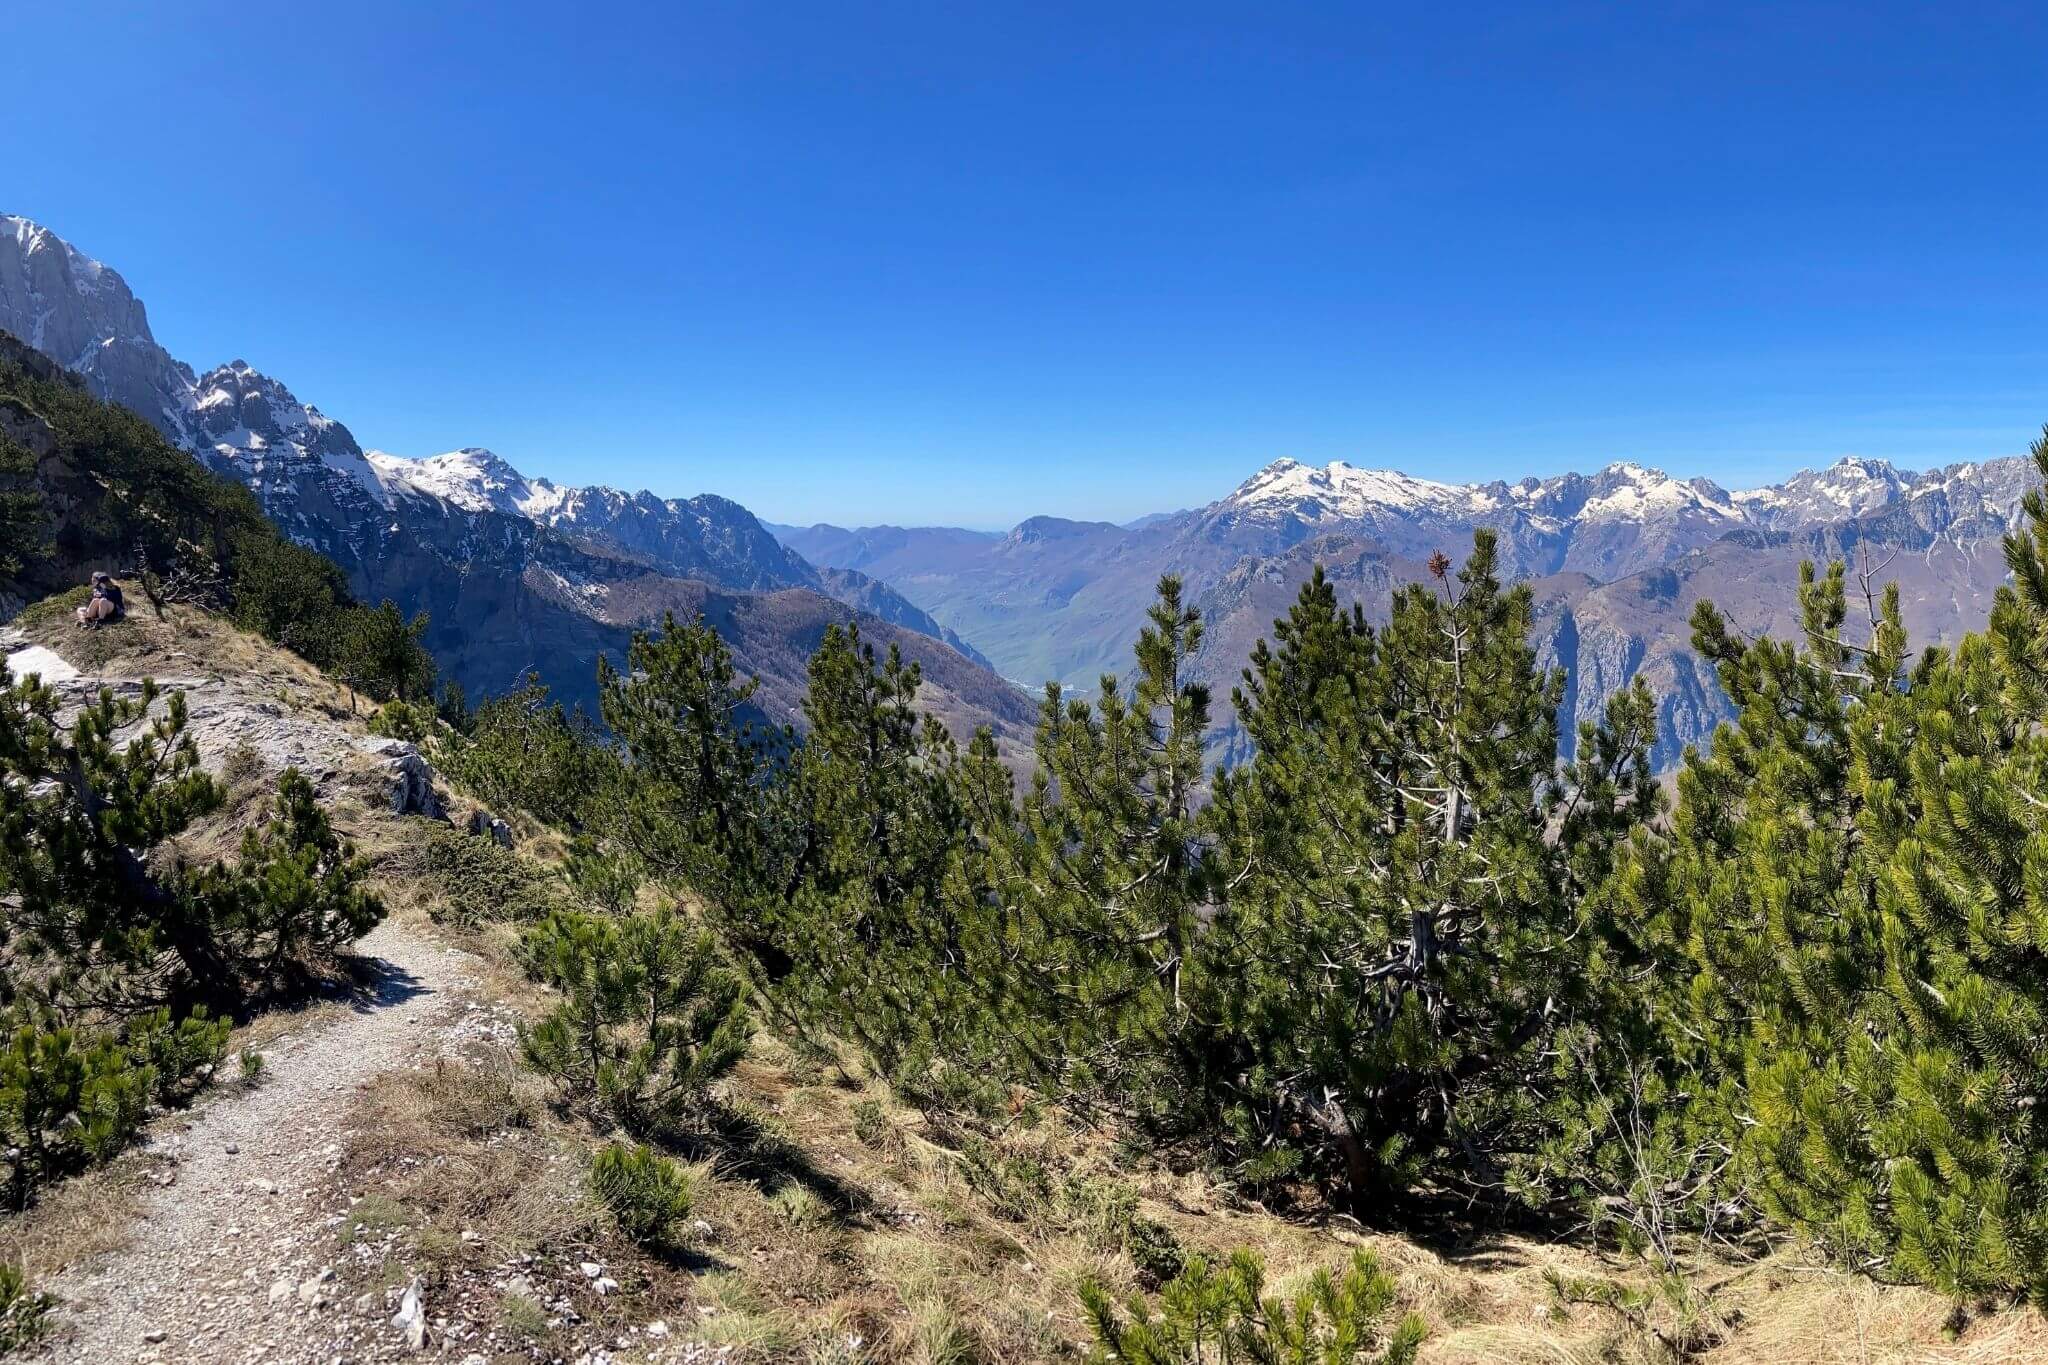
[466,809,513,847]
[2,628,451,821]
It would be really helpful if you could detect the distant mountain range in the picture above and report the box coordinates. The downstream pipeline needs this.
[5,211,2036,769]
[0,214,1029,756]
[778,455,2036,768]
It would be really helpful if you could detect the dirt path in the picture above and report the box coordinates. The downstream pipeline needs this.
[32,920,486,1365]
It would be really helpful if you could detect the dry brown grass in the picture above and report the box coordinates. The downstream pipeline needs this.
[0,1159,147,1282]
[16,599,349,708]
[340,1050,590,1259]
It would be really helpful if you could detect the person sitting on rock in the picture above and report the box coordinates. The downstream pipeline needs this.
[74,571,124,627]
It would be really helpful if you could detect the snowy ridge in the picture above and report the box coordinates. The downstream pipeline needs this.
[1224,453,2026,540]
[366,448,708,529]
[1231,458,1502,523]
[188,361,391,513]
[368,447,574,519]
[1225,457,1743,529]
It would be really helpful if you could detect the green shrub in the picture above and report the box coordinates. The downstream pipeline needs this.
[517,907,749,1137]
[957,1135,1051,1222]
[367,699,438,744]
[590,1140,695,1245]
[0,1006,225,1201]
[1080,1248,1424,1365]
[440,678,614,830]
[130,1008,231,1105]
[562,836,640,914]
[180,767,385,990]
[419,823,567,926]
[1063,1175,1183,1285]
[0,1261,53,1353]
[852,1098,889,1148]
[0,1015,154,1204]
[0,670,372,1203]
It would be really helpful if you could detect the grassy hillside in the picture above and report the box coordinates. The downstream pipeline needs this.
[0,332,277,605]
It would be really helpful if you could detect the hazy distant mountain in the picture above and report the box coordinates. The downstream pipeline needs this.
[0,213,1026,752]
[781,450,2038,765]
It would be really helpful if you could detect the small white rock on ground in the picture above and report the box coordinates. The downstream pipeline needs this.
[28,921,481,1364]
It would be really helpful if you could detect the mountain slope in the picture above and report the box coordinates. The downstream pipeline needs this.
[0,214,1022,747]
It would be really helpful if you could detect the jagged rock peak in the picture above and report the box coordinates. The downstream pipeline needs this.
[0,212,196,438]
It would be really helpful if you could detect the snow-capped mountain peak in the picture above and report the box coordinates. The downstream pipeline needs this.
[1573,461,1742,524]
[1734,455,1913,525]
[1228,458,1499,523]
[368,447,574,519]
[187,359,392,516]
[1223,456,1742,533]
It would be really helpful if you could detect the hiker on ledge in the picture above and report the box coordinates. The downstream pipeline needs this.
[75,572,124,627]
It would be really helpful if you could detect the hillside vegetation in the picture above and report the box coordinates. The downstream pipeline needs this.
[3,592,2046,1361]
[340,431,2048,1359]
[11,327,2048,1358]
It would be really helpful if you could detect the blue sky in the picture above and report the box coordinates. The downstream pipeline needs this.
[6,2,2047,528]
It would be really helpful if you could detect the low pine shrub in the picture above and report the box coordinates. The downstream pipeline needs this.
[419,823,567,926]
[0,1015,153,1204]
[852,1098,889,1148]
[1062,1174,1184,1285]
[367,699,438,744]
[1080,1248,1425,1365]
[518,907,749,1137]
[590,1141,694,1246]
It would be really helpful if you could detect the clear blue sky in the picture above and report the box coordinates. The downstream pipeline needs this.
[6,2,2047,528]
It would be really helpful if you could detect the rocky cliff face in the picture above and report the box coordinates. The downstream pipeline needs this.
[0,216,197,443]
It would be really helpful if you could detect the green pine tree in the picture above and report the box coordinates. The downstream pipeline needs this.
[962,575,1213,1119]
[339,599,435,703]
[447,674,615,831]
[1201,535,1657,1204]
[1079,1246,1425,1365]
[597,613,784,937]
[771,623,965,1065]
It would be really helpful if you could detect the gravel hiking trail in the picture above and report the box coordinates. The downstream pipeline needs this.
[30,920,484,1365]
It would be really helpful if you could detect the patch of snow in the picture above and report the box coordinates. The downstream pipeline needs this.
[4,644,79,684]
